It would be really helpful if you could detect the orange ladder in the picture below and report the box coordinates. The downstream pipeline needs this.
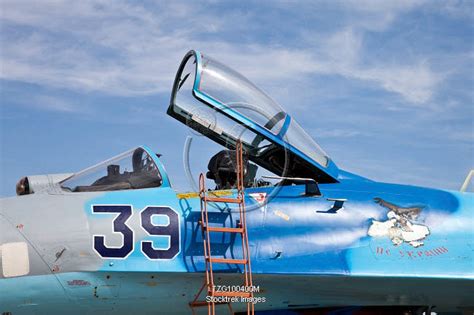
[190,141,254,315]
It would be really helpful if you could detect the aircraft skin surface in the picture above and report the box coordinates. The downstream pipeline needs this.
[1,51,473,315]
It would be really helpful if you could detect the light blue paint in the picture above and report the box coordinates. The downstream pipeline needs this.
[77,170,473,280]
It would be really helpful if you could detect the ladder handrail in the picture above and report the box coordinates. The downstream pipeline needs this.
[191,140,254,315]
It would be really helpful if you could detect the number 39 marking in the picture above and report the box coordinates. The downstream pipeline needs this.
[92,205,180,260]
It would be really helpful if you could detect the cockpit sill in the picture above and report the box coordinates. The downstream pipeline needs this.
[14,147,468,202]
[13,147,336,197]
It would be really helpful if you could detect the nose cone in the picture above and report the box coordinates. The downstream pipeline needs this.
[0,215,28,278]
[0,208,69,311]
[0,214,49,279]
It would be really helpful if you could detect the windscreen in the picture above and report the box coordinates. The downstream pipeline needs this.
[61,147,162,192]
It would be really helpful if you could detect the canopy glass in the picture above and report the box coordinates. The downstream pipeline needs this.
[167,51,338,183]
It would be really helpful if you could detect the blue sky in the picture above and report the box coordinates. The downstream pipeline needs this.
[0,0,473,197]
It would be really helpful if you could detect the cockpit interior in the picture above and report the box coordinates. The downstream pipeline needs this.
[60,147,162,192]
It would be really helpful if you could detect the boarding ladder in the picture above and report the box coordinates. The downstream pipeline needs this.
[190,141,255,315]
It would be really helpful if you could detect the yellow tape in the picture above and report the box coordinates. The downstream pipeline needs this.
[211,190,233,196]
[176,192,199,199]
[176,189,233,200]
[273,210,290,221]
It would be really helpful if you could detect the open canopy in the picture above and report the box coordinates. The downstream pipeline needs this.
[167,50,339,183]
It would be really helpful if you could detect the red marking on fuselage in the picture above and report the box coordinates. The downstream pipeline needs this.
[376,246,449,259]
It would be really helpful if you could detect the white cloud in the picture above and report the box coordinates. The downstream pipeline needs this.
[299,28,443,104]
[0,0,448,106]
[356,63,442,103]
[31,95,78,113]
[6,93,79,113]
[322,0,427,32]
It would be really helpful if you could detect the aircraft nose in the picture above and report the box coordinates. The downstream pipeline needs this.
[0,214,32,278]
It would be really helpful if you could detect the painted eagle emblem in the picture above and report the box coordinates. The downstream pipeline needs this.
[368,198,430,248]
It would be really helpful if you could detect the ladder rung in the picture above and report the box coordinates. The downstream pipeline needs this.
[212,291,252,298]
[204,196,242,204]
[204,226,244,233]
[208,257,247,264]
[189,301,228,307]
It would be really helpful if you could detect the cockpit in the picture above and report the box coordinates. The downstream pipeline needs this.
[60,147,163,192]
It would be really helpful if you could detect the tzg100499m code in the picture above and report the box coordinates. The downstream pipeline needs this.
[213,285,260,293]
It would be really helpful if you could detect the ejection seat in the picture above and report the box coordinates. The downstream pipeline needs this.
[206,150,257,190]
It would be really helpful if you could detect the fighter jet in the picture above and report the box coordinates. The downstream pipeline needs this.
[1,50,472,315]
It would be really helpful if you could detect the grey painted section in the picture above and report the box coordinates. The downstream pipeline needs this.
[0,192,104,278]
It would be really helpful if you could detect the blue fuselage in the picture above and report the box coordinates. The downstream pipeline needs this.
[1,171,472,314]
